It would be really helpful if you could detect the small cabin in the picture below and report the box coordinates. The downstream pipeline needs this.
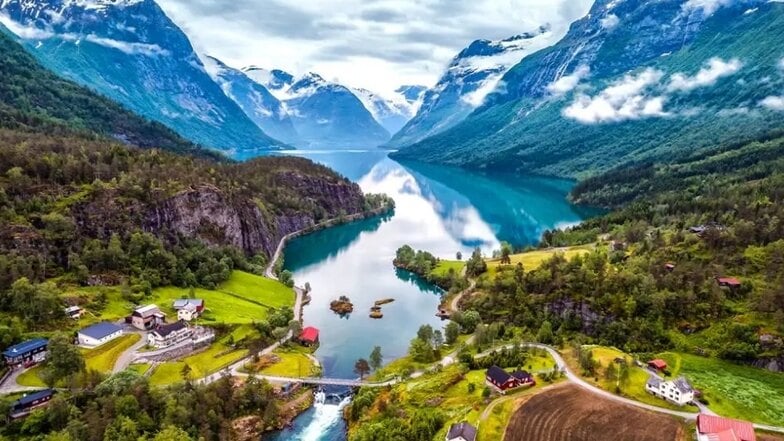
[486,365,530,394]
[64,305,85,320]
[716,277,741,289]
[299,326,320,346]
[648,359,667,371]
[9,389,55,419]
[664,263,675,272]
[446,421,477,441]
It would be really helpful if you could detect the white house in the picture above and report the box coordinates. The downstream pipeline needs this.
[173,299,205,321]
[645,376,694,406]
[77,322,124,347]
[446,422,477,441]
[147,321,192,349]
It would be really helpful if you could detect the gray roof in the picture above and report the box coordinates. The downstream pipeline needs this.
[447,422,477,441]
[674,377,693,393]
[172,299,203,310]
[79,322,122,340]
[152,320,188,338]
[646,377,662,388]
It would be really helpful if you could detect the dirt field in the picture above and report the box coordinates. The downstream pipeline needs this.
[504,384,687,441]
[760,434,784,441]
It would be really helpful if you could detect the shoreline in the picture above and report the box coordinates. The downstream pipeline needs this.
[264,203,394,279]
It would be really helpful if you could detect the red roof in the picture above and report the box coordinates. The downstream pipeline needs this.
[717,277,741,286]
[648,359,667,370]
[299,326,319,343]
[698,415,756,441]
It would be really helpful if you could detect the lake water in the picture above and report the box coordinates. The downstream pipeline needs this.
[263,150,595,441]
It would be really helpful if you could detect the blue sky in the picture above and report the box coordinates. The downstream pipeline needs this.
[157,0,593,94]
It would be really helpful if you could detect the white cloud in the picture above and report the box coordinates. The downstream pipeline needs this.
[761,96,784,111]
[600,13,620,30]
[156,0,595,94]
[563,68,667,123]
[0,13,54,39]
[83,34,168,56]
[681,0,734,16]
[667,57,742,92]
[547,65,590,95]
[779,58,784,71]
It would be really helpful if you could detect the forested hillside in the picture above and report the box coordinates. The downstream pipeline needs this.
[0,26,213,158]
[461,134,784,367]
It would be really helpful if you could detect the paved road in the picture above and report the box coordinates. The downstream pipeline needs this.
[0,369,43,395]
[112,333,147,373]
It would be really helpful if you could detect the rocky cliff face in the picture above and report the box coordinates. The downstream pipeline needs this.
[71,175,366,259]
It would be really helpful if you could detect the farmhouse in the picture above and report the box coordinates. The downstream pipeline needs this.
[173,299,205,321]
[716,277,741,289]
[2,338,48,368]
[648,359,667,371]
[77,322,124,347]
[9,389,55,419]
[446,421,477,441]
[299,326,320,346]
[147,321,192,349]
[485,365,534,393]
[696,414,756,441]
[645,376,694,406]
[130,304,166,330]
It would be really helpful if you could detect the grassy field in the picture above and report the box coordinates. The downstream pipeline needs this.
[17,334,141,386]
[84,333,140,372]
[479,396,519,441]
[152,271,294,324]
[127,363,151,376]
[431,260,465,278]
[657,352,784,425]
[148,340,247,386]
[563,346,697,412]
[257,346,319,377]
[485,245,593,276]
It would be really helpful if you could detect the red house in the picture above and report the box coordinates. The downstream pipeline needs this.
[696,415,756,441]
[299,326,320,346]
[485,366,534,394]
[648,359,667,371]
[716,277,741,288]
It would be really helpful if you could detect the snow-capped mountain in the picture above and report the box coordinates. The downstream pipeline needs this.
[393,0,784,178]
[350,87,416,135]
[387,25,554,148]
[244,69,391,148]
[396,85,427,106]
[242,67,294,99]
[203,56,298,144]
[0,0,283,153]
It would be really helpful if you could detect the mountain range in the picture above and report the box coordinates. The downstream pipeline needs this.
[392,0,784,178]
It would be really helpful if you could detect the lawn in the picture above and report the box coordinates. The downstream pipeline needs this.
[657,352,784,426]
[257,346,319,377]
[563,345,697,412]
[152,271,294,324]
[17,334,141,386]
[127,363,151,376]
[485,245,593,276]
[148,340,247,386]
[431,260,465,278]
[478,397,518,441]
[84,333,140,373]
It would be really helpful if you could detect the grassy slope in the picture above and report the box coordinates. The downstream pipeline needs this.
[257,346,319,378]
[658,352,784,426]
[148,339,247,386]
[485,245,593,277]
[431,260,465,278]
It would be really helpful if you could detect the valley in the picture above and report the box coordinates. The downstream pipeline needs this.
[1,0,783,440]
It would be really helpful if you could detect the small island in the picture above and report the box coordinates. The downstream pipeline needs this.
[369,306,383,319]
[374,298,395,306]
[330,295,354,315]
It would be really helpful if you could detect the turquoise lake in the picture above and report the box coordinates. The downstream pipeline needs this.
[264,150,596,441]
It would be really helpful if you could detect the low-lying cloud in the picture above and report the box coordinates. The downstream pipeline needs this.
[667,57,742,92]
[547,65,590,95]
[761,95,784,111]
[563,68,667,123]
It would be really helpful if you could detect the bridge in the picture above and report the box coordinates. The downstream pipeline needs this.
[229,373,400,388]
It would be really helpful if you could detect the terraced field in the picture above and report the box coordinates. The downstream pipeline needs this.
[504,384,687,441]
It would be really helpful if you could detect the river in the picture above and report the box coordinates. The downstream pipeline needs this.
[263,149,596,440]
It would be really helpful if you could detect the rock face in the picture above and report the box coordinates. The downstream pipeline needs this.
[72,174,366,260]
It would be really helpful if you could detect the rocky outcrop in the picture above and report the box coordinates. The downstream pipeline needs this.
[142,177,365,258]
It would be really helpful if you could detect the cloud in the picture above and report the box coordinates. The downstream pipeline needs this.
[156,0,595,94]
[563,68,667,123]
[779,58,784,71]
[83,35,169,56]
[547,65,590,95]
[600,13,620,30]
[667,57,742,92]
[681,0,734,16]
[761,96,784,111]
[0,13,55,39]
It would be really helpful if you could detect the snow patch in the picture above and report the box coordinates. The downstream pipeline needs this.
[761,95,784,110]
[681,0,734,16]
[600,14,620,30]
